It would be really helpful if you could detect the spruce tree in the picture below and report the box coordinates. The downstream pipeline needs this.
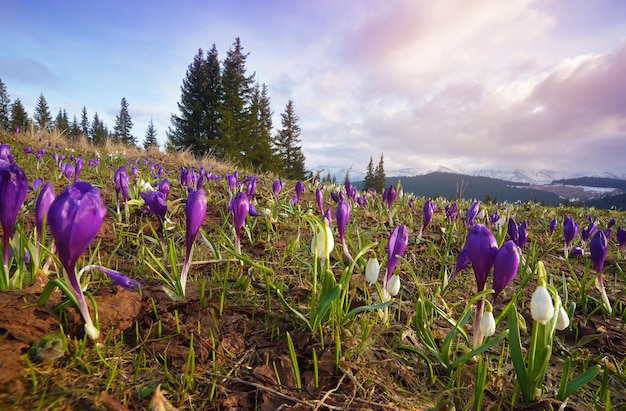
[80,106,90,138]
[247,82,278,171]
[54,109,70,134]
[113,97,135,145]
[167,46,223,157]
[374,153,386,193]
[143,118,159,150]
[221,37,255,165]
[91,112,107,146]
[69,115,81,140]
[10,98,30,131]
[0,79,10,132]
[274,100,306,179]
[34,93,52,130]
[363,156,375,191]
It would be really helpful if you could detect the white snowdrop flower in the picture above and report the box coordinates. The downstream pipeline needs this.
[386,274,401,297]
[480,305,496,337]
[556,305,570,330]
[365,258,380,284]
[531,285,554,325]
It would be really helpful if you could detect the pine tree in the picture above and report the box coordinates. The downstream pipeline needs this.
[113,97,135,145]
[80,106,90,138]
[247,82,278,171]
[374,153,386,193]
[221,37,255,165]
[0,79,10,132]
[167,46,223,157]
[10,98,30,131]
[54,109,70,134]
[363,156,375,191]
[274,100,306,179]
[143,118,159,150]
[34,93,52,130]
[91,112,107,146]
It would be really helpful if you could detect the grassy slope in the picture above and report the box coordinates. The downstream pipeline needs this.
[0,130,625,410]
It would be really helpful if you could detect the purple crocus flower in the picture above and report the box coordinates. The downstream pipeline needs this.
[229,192,250,253]
[32,177,44,191]
[272,179,283,200]
[385,225,408,292]
[180,188,207,295]
[490,211,500,226]
[336,198,353,262]
[245,175,258,198]
[549,218,557,235]
[295,181,305,202]
[226,173,238,193]
[47,181,107,339]
[563,216,579,247]
[140,191,167,223]
[445,202,459,222]
[581,222,598,243]
[608,218,616,229]
[590,230,608,274]
[74,157,84,182]
[0,144,15,165]
[466,200,480,226]
[492,240,520,301]
[114,166,130,210]
[422,199,436,232]
[158,179,170,198]
[590,230,612,314]
[453,224,497,347]
[316,187,324,215]
[569,246,585,257]
[35,182,56,243]
[61,163,75,181]
[0,164,29,270]
[24,146,34,155]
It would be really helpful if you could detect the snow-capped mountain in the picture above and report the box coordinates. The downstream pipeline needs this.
[311,164,626,186]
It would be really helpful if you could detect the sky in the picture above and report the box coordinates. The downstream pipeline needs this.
[2,0,626,178]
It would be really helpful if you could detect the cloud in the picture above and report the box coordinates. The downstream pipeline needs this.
[0,57,58,87]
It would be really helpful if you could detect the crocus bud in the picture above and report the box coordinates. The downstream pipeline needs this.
[492,240,520,301]
[386,225,408,287]
[158,179,170,197]
[589,230,608,273]
[295,181,305,201]
[549,218,557,235]
[464,224,497,291]
[386,274,401,296]
[466,201,480,226]
[336,199,350,241]
[35,182,56,241]
[272,179,283,200]
[569,246,585,257]
[563,216,579,246]
[186,189,207,257]
[114,166,130,203]
[229,192,249,242]
[422,199,436,230]
[0,164,29,253]
[365,258,380,284]
[479,301,496,337]
[316,188,324,215]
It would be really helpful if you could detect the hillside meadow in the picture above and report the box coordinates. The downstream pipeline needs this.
[0,129,625,410]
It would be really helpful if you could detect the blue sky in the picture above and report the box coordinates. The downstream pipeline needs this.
[2,0,626,177]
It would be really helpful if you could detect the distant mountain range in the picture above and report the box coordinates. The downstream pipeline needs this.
[311,165,626,209]
[311,165,626,186]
